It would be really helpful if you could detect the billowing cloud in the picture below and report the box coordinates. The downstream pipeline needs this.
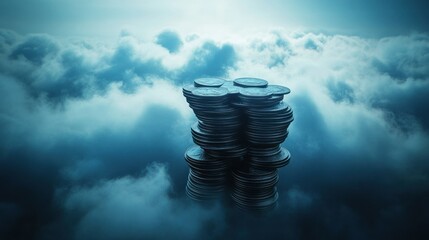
[45,163,224,240]
[0,31,236,102]
[0,28,428,239]
[177,41,236,83]
[372,34,429,81]
[9,35,59,65]
[156,30,183,53]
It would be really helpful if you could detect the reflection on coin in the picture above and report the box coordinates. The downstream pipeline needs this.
[192,87,228,97]
[194,77,225,87]
[239,87,273,98]
[234,77,268,88]
[183,84,196,93]
[266,85,291,95]
[222,81,242,95]
[185,145,206,162]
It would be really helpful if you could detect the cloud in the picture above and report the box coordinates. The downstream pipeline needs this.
[0,31,237,102]
[177,41,236,83]
[9,34,59,65]
[372,34,429,81]
[156,30,183,53]
[46,163,224,240]
[0,70,194,238]
[0,29,428,239]
[228,31,429,239]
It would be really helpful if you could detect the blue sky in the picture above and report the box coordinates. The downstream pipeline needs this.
[0,1,429,240]
[1,0,428,38]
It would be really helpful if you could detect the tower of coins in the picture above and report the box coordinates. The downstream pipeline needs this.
[182,77,293,211]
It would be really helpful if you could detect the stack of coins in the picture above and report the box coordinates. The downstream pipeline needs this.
[185,145,229,200]
[231,166,279,211]
[182,77,293,209]
[183,78,246,201]
[230,78,293,211]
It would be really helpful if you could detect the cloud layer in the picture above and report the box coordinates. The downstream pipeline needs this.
[48,163,224,240]
[0,29,428,239]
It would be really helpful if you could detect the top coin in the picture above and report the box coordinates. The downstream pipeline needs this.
[266,85,291,95]
[222,81,242,95]
[234,77,268,88]
[192,87,228,97]
[182,84,196,93]
[194,78,225,87]
[239,87,272,98]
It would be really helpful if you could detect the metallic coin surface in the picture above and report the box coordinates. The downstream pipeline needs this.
[194,77,225,87]
[183,84,196,93]
[239,87,273,98]
[266,85,291,95]
[234,77,268,88]
[192,87,229,98]
[221,80,242,95]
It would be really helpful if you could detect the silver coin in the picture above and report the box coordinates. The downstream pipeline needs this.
[194,77,225,87]
[231,191,278,209]
[234,77,268,87]
[183,84,196,93]
[246,102,290,113]
[222,81,242,94]
[185,145,207,161]
[192,87,228,97]
[266,85,291,95]
[239,87,272,98]
[249,148,291,169]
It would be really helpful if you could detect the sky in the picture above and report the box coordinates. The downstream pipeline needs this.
[0,0,429,239]
[1,0,429,38]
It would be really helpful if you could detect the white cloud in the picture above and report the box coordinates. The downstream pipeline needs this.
[0,77,191,149]
[60,163,224,240]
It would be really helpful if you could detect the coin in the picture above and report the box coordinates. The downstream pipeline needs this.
[192,87,229,98]
[239,87,273,99]
[234,77,268,88]
[248,148,291,169]
[222,80,242,95]
[185,146,230,200]
[194,77,225,87]
[183,84,196,93]
[230,166,280,210]
[266,85,291,95]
